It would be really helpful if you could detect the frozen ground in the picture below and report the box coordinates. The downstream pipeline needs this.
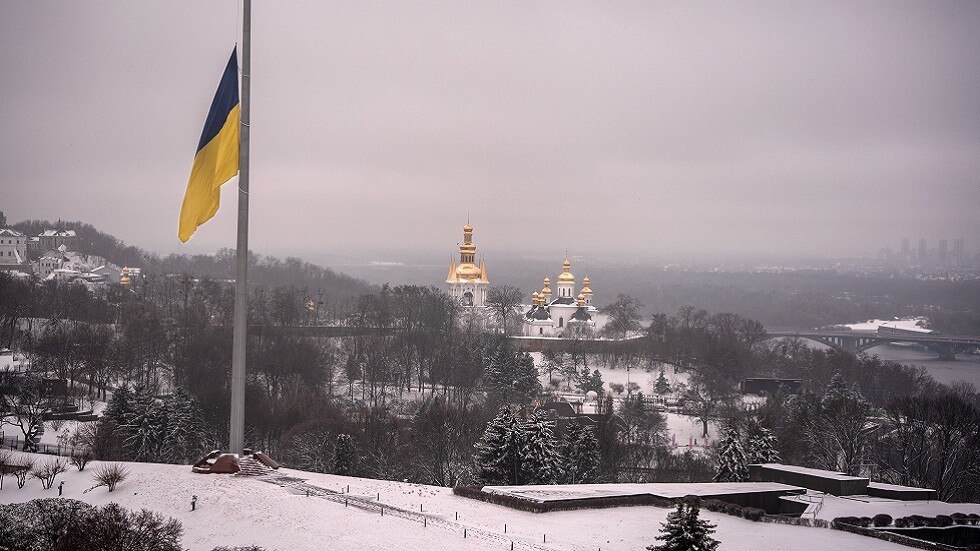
[0,451,927,551]
[843,317,932,333]
[483,482,801,502]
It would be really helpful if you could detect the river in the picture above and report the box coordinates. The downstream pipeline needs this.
[865,343,980,390]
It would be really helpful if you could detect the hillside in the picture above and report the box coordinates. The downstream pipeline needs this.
[0,452,924,551]
[9,219,375,299]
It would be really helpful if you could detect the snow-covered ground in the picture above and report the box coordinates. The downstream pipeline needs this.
[0,451,929,551]
[843,317,932,333]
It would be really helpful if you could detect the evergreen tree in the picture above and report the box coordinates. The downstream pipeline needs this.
[333,433,358,476]
[162,388,206,463]
[745,420,780,464]
[562,423,599,484]
[655,370,670,395]
[103,385,134,427]
[648,499,719,551]
[521,411,560,484]
[483,342,541,405]
[123,386,167,462]
[576,368,604,394]
[559,422,583,484]
[714,425,748,482]
[474,406,523,485]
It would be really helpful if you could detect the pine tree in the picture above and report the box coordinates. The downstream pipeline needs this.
[655,370,670,395]
[714,425,748,482]
[572,425,600,483]
[649,500,719,551]
[103,385,134,427]
[745,420,780,464]
[122,386,166,462]
[474,406,522,485]
[162,388,206,463]
[559,422,583,484]
[333,433,358,476]
[521,411,560,484]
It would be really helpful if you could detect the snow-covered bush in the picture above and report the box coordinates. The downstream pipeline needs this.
[0,498,182,550]
[872,514,893,527]
[741,507,766,521]
[648,498,719,551]
[70,448,93,471]
[31,458,67,490]
[92,462,129,492]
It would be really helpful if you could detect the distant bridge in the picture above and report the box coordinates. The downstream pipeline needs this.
[765,329,980,360]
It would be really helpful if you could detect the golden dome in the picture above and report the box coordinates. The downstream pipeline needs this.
[557,258,574,283]
[577,293,586,307]
[455,262,482,279]
[581,276,593,295]
[540,277,552,299]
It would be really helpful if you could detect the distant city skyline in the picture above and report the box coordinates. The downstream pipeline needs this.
[2,2,978,260]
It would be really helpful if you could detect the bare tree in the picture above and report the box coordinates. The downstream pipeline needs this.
[0,375,47,451]
[486,285,525,335]
[600,294,644,339]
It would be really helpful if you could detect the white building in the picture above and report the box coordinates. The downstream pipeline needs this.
[0,228,27,267]
[522,259,598,337]
[445,223,488,307]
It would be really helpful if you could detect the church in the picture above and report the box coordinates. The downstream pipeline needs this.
[522,258,598,337]
[445,223,488,307]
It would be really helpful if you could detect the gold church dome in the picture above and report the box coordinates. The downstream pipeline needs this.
[557,258,575,283]
[455,263,482,279]
[581,276,593,295]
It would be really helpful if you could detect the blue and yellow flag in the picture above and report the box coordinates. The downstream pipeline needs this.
[179,49,241,242]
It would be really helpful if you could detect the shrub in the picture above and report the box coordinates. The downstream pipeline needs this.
[13,459,33,489]
[70,449,93,471]
[31,458,67,489]
[0,498,182,550]
[701,499,726,512]
[872,514,893,527]
[907,515,929,527]
[894,516,912,528]
[832,516,862,527]
[92,463,129,492]
[857,517,872,528]
[724,502,745,516]
[968,513,980,525]
[951,513,970,525]
[934,515,953,527]
[212,547,268,551]
[742,507,766,521]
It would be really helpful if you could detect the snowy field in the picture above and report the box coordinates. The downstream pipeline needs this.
[0,451,938,550]
[843,317,932,333]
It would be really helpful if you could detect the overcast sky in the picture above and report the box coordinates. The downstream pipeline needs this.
[1,1,977,261]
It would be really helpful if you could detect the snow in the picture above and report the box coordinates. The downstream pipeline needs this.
[0,452,922,550]
[753,464,867,482]
[844,317,933,333]
[483,482,803,502]
[779,492,980,521]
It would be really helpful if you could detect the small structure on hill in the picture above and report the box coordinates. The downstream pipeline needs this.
[193,449,279,475]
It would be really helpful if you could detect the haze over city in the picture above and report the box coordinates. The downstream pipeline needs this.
[2,1,978,262]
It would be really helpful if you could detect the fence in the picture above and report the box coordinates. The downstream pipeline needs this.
[1,433,77,457]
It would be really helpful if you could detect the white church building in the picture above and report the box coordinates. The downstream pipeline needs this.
[445,223,488,307]
[522,258,598,337]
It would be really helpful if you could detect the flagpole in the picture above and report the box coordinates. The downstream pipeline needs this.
[229,0,250,455]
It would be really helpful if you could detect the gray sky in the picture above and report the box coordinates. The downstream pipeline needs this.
[1,1,977,261]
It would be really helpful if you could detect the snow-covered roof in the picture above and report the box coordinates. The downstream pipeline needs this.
[39,229,76,237]
[753,463,867,481]
[0,228,24,237]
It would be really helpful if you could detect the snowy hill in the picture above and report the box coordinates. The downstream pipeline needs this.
[0,451,933,551]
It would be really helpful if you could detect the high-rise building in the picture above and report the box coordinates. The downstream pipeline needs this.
[918,238,928,262]
[900,238,910,263]
[953,239,966,265]
[938,239,949,264]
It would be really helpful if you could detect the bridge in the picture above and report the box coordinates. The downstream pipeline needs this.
[764,329,980,360]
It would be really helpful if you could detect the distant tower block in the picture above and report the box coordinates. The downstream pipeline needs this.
[445,223,488,307]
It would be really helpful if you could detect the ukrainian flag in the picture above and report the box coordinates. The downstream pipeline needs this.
[179,49,240,242]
